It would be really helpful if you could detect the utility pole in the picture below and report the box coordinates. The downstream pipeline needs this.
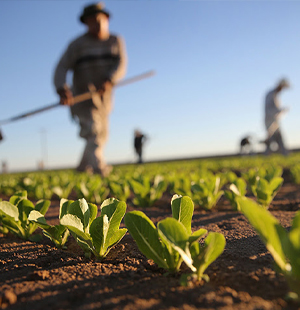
[39,128,47,170]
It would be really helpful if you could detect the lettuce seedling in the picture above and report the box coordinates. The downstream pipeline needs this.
[242,167,283,209]
[191,175,224,210]
[170,174,192,197]
[129,175,167,207]
[0,191,50,241]
[60,198,127,259]
[238,196,300,300]
[108,179,131,202]
[252,176,283,209]
[125,195,196,272]
[28,199,72,248]
[224,177,247,211]
[290,164,300,185]
[125,194,226,280]
[74,177,109,204]
[263,165,283,183]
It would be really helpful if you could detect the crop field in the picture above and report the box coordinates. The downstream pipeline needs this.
[1,153,300,310]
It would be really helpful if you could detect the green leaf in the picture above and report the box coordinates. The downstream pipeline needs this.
[282,228,300,278]
[237,196,288,271]
[9,191,27,205]
[291,211,300,231]
[269,177,284,193]
[100,198,126,246]
[157,218,195,272]
[1,216,25,238]
[89,215,108,256]
[88,203,98,223]
[28,210,50,229]
[235,178,247,196]
[17,199,34,222]
[188,228,207,245]
[60,214,91,242]
[171,195,194,235]
[59,199,73,219]
[124,211,168,269]
[192,232,226,280]
[67,199,90,229]
[0,201,19,221]
[106,228,127,250]
[35,200,51,215]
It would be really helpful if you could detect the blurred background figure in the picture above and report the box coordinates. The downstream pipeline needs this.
[134,129,147,164]
[264,78,290,156]
[1,161,7,174]
[53,2,127,176]
[240,135,252,155]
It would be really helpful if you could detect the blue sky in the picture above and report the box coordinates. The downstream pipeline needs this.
[1,0,300,172]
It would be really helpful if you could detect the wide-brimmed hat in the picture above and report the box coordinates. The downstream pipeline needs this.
[80,2,110,23]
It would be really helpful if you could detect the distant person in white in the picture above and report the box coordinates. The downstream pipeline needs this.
[264,78,290,155]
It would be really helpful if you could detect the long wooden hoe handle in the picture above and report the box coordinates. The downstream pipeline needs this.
[0,70,155,126]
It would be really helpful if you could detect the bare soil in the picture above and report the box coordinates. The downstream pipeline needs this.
[1,175,300,310]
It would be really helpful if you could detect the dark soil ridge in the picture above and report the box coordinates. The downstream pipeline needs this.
[1,180,300,310]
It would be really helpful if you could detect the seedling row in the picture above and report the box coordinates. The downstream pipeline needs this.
[1,153,300,301]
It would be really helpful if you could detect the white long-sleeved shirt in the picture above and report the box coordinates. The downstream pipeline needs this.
[54,32,127,95]
[264,89,284,130]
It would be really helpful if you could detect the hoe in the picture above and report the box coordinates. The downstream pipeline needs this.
[0,70,155,141]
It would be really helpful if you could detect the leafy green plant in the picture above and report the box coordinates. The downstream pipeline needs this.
[74,177,109,204]
[238,196,300,301]
[242,166,283,209]
[125,195,226,280]
[290,164,300,185]
[124,194,195,272]
[28,199,71,248]
[224,177,247,211]
[170,174,192,197]
[108,179,131,202]
[0,191,50,241]
[252,177,283,209]
[60,198,127,259]
[263,165,283,182]
[129,175,167,207]
[191,174,224,210]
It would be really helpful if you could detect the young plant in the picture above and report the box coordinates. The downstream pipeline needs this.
[191,174,224,210]
[28,199,71,248]
[290,164,300,185]
[224,177,247,211]
[0,191,50,241]
[74,177,109,204]
[170,174,192,197]
[129,175,167,207]
[108,179,131,202]
[60,198,127,259]
[125,194,226,281]
[252,176,283,209]
[243,167,283,209]
[263,165,283,183]
[238,196,300,301]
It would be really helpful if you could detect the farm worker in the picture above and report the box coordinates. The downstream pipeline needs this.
[53,2,127,176]
[134,130,147,164]
[264,78,290,156]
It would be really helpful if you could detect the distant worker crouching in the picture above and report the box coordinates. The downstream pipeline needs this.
[53,2,127,176]
[240,136,252,155]
[264,79,289,156]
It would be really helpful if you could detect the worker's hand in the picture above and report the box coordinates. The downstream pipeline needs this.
[98,80,113,94]
[57,88,74,106]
